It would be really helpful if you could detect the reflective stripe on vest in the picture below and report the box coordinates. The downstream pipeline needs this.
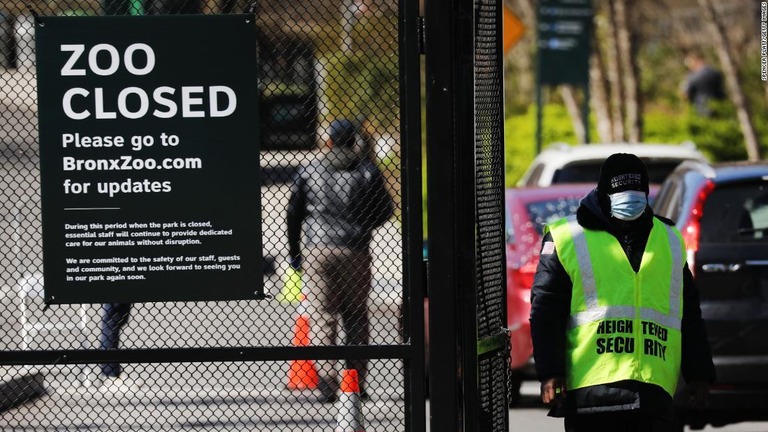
[566,218,684,330]
[548,215,686,396]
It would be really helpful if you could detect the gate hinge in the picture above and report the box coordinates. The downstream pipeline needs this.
[417,16,426,55]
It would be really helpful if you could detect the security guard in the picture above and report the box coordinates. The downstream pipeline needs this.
[530,153,716,431]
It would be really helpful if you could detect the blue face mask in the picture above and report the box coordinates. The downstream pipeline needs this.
[609,190,647,221]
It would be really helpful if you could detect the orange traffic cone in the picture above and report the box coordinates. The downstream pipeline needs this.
[287,299,319,390]
[335,369,365,432]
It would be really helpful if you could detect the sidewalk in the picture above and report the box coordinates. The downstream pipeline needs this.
[0,283,46,412]
[0,367,45,411]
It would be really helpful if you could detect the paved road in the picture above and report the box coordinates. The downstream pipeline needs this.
[503,382,768,432]
[7,379,766,431]
[4,383,407,430]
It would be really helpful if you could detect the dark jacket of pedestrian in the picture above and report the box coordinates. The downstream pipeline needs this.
[286,131,393,258]
[683,53,725,117]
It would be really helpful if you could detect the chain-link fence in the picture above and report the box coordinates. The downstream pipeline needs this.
[474,0,509,429]
[1,0,510,429]
[422,0,509,429]
[0,0,426,430]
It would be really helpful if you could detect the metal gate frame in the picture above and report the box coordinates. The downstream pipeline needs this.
[425,0,510,430]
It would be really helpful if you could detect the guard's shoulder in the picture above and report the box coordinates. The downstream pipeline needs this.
[655,215,676,226]
[549,215,572,227]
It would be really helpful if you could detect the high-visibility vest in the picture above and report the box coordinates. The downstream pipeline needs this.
[546,216,685,397]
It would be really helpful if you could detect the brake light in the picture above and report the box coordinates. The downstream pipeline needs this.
[681,179,715,277]
[511,261,538,292]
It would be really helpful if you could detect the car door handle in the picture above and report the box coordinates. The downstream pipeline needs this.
[701,263,742,273]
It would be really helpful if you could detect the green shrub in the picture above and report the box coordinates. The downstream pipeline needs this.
[642,108,690,143]
[684,102,748,161]
[503,104,583,187]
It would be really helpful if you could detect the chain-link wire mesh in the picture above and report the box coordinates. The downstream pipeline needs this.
[2,361,407,429]
[0,0,415,429]
[473,0,509,429]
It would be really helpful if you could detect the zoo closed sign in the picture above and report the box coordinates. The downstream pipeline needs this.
[36,14,263,304]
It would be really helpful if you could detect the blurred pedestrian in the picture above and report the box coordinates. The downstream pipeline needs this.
[286,118,394,403]
[99,303,134,390]
[682,50,725,117]
[356,115,378,163]
[530,153,716,431]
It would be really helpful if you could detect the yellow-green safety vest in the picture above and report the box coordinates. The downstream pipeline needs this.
[546,216,685,397]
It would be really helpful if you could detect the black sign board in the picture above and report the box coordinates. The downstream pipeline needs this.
[537,0,593,85]
[36,15,262,304]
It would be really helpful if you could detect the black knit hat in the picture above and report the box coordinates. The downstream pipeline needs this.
[597,153,650,195]
[329,119,357,149]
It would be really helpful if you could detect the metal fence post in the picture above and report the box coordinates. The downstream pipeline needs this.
[425,0,509,430]
[425,0,479,429]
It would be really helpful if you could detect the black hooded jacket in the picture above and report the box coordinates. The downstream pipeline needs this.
[286,147,394,259]
[529,189,716,418]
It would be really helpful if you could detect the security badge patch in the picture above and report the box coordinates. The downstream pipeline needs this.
[541,241,555,255]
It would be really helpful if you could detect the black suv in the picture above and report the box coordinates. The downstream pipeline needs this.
[653,160,768,429]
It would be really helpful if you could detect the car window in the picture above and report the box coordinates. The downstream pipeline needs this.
[643,161,687,183]
[523,163,545,186]
[525,197,582,236]
[652,178,683,222]
[552,162,602,184]
[700,181,768,243]
[270,103,305,123]
[553,159,687,185]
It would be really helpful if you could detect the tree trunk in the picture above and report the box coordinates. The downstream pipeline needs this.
[341,0,357,53]
[512,0,536,106]
[697,0,761,161]
[560,86,587,143]
[605,0,626,142]
[614,0,642,142]
[590,37,614,143]
[514,0,534,23]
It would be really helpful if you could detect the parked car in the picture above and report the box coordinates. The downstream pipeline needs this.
[505,184,596,405]
[652,160,768,430]
[518,143,708,188]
